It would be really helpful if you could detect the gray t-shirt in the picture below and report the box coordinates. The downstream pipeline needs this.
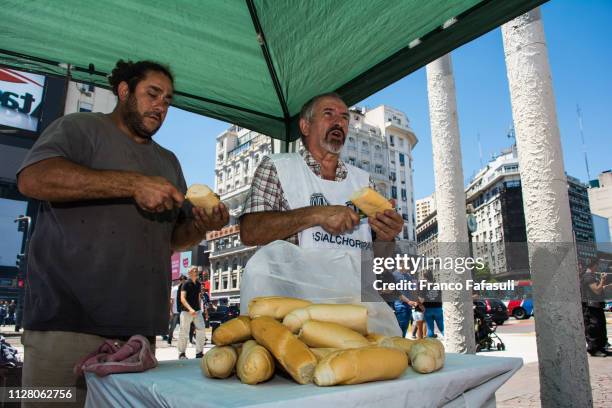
[18,112,187,337]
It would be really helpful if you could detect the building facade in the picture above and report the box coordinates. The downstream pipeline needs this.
[416,193,436,226]
[343,105,418,240]
[206,126,270,304]
[588,170,612,240]
[417,145,596,278]
[207,105,418,303]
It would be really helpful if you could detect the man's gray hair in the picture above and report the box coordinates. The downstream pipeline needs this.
[299,92,344,123]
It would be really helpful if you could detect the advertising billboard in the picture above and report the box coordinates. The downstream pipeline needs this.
[171,251,192,280]
[0,68,46,132]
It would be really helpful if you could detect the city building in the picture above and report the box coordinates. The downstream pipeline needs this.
[567,175,597,268]
[336,105,418,240]
[417,145,596,279]
[416,193,436,226]
[206,126,270,304]
[207,105,419,303]
[588,170,612,240]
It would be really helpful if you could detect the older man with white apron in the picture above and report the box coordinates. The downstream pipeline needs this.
[239,93,404,336]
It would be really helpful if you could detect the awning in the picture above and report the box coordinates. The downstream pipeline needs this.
[0,0,547,141]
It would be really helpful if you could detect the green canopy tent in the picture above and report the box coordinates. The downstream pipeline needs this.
[1,0,546,143]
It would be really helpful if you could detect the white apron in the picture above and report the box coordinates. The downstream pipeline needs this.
[240,153,401,336]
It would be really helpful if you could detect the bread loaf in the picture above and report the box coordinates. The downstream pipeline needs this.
[380,337,415,364]
[299,320,370,349]
[314,347,408,386]
[250,316,317,384]
[310,348,340,361]
[365,332,387,345]
[186,184,221,216]
[409,338,445,374]
[212,316,252,346]
[236,340,275,385]
[248,296,312,320]
[201,346,238,379]
[283,304,368,334]
[349,187,393,217]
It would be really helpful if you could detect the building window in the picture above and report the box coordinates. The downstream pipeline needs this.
[223,278,228,290]
[391,186,397,199]
[389,135,395,146]
[232,276,238,289]
[374,164,383,174]
[348,157,356,165]
[348,137,355,143]
[399,153,405,166]
[401,189,407,201]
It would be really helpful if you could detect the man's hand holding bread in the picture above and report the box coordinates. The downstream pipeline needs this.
[350,187,404,241]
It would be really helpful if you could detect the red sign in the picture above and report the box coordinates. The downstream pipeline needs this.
[171,253,181,280]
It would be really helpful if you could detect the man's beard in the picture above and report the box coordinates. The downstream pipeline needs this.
[319,126,345,154]
[122,94,161,139]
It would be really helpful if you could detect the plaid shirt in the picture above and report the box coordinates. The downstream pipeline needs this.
[241,149,374,244]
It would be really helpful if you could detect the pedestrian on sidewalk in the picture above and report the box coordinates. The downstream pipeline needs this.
[392,263,417,337]
[422,269,444,338]
[178,267,207,359]
[166,275,186,345]
[580,259,610,357]
[0,301,6,326]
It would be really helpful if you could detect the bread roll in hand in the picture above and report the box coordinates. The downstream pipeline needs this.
[349,187,393,217]
[409,338,445,374]
[299,321,370,349]
[248,296,312,320]
[236,340,275,385]
[283,304,368,334]
[201,346,238,379]
[314,347,408,386]
[212,316,252,346]
[186,184,220,215]
[251,316,317,384]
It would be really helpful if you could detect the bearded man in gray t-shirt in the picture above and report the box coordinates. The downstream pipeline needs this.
[17,59,229,406]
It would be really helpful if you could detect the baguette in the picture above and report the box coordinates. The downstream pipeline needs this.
[365,332,387,345]
[185,184,220,216]
[236,340,275,385]
[310,348,340,361]
[201,346,238,379]
[251,316,317,384]
[299,320,370,349]
[409,338,445,374]
[314,346,408,386]
[349,187,393,217]
[248,296,312,320]
[283,304,368,334]
[380,337,416,364]
[212,316,252,346]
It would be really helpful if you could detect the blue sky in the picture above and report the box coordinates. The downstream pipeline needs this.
[155,0,611,201]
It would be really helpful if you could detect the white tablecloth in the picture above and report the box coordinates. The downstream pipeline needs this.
[85,353,522,408]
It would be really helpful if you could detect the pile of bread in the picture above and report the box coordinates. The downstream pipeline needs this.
[201,296,444,386]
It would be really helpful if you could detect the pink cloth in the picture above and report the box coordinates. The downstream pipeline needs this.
[74,335,157,377]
